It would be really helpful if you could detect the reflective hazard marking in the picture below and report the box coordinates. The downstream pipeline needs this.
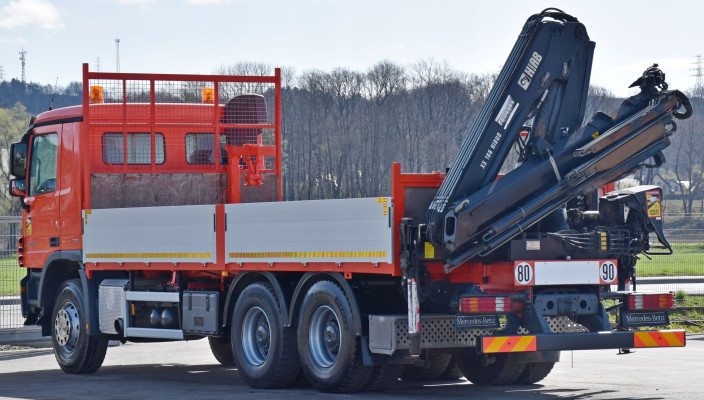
[424,242,435,259]
[86,252,212,259]
[229,251,387,259]
[645,190,662,218]
[634,331,685,348]
[482,336,537,353]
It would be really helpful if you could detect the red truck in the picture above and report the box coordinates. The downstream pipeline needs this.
[9,9,689,393]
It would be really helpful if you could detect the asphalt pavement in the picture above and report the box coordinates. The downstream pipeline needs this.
[0,334,702,400]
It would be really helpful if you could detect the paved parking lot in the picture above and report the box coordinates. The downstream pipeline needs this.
[1,335,702,400]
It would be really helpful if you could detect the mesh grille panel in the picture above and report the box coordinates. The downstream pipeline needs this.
[393,316,497,349]
[384,314,590,351]
[87,73,278,175]
[545,316,590,333]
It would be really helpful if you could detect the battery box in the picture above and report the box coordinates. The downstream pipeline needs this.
[182,291,219,335]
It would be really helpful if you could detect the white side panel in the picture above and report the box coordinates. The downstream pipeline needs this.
[226,197,392,264]
[83,205,216,264]
[534,261,599,285]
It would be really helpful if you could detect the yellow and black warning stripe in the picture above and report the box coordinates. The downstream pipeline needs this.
[229,251,387,259]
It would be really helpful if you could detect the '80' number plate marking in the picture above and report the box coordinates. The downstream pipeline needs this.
[514,260,618,286]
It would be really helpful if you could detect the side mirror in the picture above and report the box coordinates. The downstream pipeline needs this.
[9,179,26,197]
[10,142,27,178]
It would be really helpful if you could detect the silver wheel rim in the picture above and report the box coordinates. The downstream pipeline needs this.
[241,306,270,366]
[55,302,80,349]
[308,305,340,368]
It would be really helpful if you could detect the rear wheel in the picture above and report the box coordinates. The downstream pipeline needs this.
[438,355,464,380]
[297,280,373,393]
[401,352,453,381]
[513,361,555,384]
[208,336,235,366]
[51,279,108,374]
[365,365,403,391]
[458,353,527,385]
[231,282,300,388]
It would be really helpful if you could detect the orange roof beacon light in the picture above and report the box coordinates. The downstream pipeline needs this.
[202,87,214,104]
[89,85,103,104]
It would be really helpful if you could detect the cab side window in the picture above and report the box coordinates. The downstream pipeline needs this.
[28,133,59,196]
[102,132,165,165]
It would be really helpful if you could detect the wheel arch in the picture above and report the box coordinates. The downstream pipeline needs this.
[223,271,290,329]
[38,251,124,336]
[37,251,82,336]
[289,272,362,336]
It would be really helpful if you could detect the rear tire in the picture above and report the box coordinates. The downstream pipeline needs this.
[438,355,464,380]
[458,353,527,385]
[231,282,300,388]
[208,336,235,366]
[297,280,373,393]
[365,365,403,391]
[513,361,555,384]
[401,352,453,381]
[51,279,108,374]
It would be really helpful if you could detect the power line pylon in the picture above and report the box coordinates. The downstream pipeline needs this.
[692,54,703,97]
[19,49,27,83]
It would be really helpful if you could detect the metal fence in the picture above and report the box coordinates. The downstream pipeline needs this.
[0,217,702,329]
[0,216,22,329]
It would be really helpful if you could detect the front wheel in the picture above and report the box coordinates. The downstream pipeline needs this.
[51,279,108,373]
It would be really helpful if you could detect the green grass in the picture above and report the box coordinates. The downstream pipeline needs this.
[637,243,704,277]
[0,257,22,296]
[605,295,704,333]
[667,308,704,333]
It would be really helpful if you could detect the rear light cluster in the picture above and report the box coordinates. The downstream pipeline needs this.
[17,237,24,267]
[459,296,511,314]
[627,293,674,310]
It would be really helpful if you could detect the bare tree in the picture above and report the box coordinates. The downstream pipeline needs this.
[668,108,704,214]
[0,102,31,214]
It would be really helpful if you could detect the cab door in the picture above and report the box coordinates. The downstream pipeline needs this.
[23,126,61,269]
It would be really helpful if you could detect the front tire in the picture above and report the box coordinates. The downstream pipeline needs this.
[51,279,108,374]
[231,282,300,388]
[297,280,373,393]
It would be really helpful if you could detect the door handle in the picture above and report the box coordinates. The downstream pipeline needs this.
[50,237,59,247]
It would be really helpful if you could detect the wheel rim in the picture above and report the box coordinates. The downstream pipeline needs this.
[308,305,340,368]
[54,301,80,350]
[241,306,270,366]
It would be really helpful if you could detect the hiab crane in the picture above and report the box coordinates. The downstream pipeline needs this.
[9,8,691,393]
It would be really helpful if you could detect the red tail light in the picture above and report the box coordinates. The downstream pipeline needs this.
[459,296,511,314]
[627,293,674,310]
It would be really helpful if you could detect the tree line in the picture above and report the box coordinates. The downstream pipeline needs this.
[0,60,701,215]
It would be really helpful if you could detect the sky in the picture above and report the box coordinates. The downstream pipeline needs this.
[0,0,703,97]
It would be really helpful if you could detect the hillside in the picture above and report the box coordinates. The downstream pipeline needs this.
[0,79,81,115]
